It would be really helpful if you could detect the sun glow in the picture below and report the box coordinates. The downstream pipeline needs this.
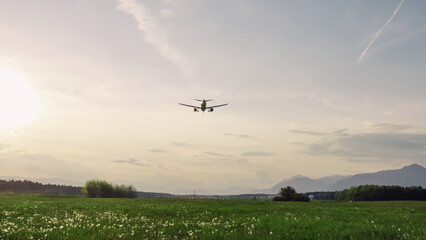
[0,67,41,129]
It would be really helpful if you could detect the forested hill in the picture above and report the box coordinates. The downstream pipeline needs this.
[0,179,82,195]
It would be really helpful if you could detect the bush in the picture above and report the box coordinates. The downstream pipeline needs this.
[83,180,136,198]
[273,186,310,202]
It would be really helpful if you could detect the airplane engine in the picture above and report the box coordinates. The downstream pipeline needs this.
[208,108,214,112]
[194,108,198,112]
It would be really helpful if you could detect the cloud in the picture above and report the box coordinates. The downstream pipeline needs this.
[290,129,348,136]
[289,130,325,136]
[242,151,273,157]
[372,123,415,132]
[358,0,405,63]
[203,151,232,157]
[111,158,147,166]
[149,148,167,153]
[305,132,426,161]
[171,142,187,147]
[116,0,197,75]
[224,133,257,139]
[333,129,349,136]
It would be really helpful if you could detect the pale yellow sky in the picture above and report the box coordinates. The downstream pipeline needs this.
[1,0,425,194]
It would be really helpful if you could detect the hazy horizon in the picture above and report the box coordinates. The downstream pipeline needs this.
[1,0,426,195]
[1,162,424,195]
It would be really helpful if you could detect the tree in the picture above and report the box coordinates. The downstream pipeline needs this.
[273,186,309,202]
[83,180,136,198]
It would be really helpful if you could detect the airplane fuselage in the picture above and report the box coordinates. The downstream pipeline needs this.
[200,100,207,112]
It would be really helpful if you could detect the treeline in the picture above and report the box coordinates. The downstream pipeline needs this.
[83,180,136,198]
[305,186,425,201]
[0,179,82,195]
[136,191,175,198]
[335,185,426,201]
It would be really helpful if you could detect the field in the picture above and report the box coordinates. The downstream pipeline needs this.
[0,194,425,239]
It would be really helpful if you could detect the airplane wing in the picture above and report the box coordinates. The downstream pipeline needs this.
[179,103,201,109]
[208,103,228,108]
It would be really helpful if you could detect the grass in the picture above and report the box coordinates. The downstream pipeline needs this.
[0,193,425,239]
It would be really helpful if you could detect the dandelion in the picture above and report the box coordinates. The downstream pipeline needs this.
[270,231,273,235]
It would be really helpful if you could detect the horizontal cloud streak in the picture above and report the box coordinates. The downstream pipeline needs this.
[290,129,348,136]
[171,142,187,147]
[372,123,415,132]
[203,151,232,157]
[224,133,257,139]
[242,151,273,157]
[112,158,147,166]
[290,130,325,136]
[149,148,167,153]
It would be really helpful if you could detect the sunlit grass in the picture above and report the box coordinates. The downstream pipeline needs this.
[0,193,425,239]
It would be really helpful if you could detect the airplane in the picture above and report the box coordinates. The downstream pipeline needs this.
[179,99,228,112]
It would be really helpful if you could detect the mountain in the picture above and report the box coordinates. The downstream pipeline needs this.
[327,164,426,191]
[160,164,426,195]
[256,175,348,194]
[316,175,349,186]
[270,176,327,194]
[258,164,425,194]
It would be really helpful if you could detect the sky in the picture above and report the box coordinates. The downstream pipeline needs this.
[0,0,425,194]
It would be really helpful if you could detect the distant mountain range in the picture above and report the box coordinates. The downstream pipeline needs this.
[160,164,426,195]
[2,164,425,195]
[327,164,426,191]
[255,164,426,194]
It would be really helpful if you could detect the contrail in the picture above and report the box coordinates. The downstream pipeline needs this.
[358,0,405,63]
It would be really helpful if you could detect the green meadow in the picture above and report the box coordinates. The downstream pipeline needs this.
[0,194,425,240]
